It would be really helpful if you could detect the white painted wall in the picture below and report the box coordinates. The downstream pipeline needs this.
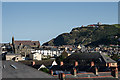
[31,49,63,57]
[30,53,42,60]
[52,60,57,66]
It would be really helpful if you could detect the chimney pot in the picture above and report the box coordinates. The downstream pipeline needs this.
[95,67,98,75]
[91,61,94,67]
[108,63,111,67]
[59,73,65,80]
[50,70,53,75]
[74,61,78,67]
[73,68,77,76]
[71,68,77,76]
[60,61,63,66]
[111,67,118,78]
[115,68,118,78]
[32,61,35,66]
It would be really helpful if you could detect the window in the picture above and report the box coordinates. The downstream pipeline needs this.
[112,63,115,65]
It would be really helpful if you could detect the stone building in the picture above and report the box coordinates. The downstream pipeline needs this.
[12,36,40,57]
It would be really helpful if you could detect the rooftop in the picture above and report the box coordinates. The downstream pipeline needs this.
[64,52,116,64]
[100,53,116,63]
[14,40,40,46]
[53,72,119,80]
[2,60,54,78]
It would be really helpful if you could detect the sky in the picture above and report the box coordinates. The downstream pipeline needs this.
[2,2,118,45]
[2,0,120,2]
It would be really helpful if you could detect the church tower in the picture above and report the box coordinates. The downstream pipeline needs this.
[12,36,14,45]
[12,36,15,53]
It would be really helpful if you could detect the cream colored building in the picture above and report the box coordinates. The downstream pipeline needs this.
[6,53,23,61]
[29,52,42,60]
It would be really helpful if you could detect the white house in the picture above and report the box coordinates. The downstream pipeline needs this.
[31,49,63,57]
[29,52,42,60]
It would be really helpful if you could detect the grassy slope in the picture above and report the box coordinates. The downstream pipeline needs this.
[43,24,120,46]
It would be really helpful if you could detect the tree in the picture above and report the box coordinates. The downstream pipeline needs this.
[40,68,49,73]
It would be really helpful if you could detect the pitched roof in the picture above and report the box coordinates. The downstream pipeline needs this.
[14,40,40,46]
[64,52,116,64]
[2,60,54,78]
[100,53,116,63]
[64,52,101,64]
[19,59,56,69]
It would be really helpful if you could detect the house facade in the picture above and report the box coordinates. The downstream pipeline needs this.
[29,52,42,60]
[6,53,23,61]
[31,49,63,57]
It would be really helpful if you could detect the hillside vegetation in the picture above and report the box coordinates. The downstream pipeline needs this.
[43,24,120,46]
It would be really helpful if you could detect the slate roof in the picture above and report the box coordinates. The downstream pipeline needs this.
[6,52,21,56]
[14,40,40,46]
[49,52,116,75]
[2,60,54,78]
[100,53,116,63]
[53,72,119,80]
[19,59,55,69]
[64,52,116,65]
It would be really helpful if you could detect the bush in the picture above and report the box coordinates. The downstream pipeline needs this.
[40,68,49,73]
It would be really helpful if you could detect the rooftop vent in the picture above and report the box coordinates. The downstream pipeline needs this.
[10,64,17,69]
[3,65,5,69]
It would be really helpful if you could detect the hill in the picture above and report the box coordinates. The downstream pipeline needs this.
[43,24,120,46]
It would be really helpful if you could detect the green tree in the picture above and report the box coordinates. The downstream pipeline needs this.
[40,68,49,73]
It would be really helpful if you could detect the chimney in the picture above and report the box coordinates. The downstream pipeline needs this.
[108,63,111,67]
[74,61,78,67]
[106,63,107,67]
[112,67,118,78]
[91,61,94,67]
[115,67,118,78]
[60,61,63,66]
[94,67,98,76]
[32,61,35,66]
[71,68,77,76]
[73,68,77,76]
[50,70,53,75]
[59,73,65,80]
